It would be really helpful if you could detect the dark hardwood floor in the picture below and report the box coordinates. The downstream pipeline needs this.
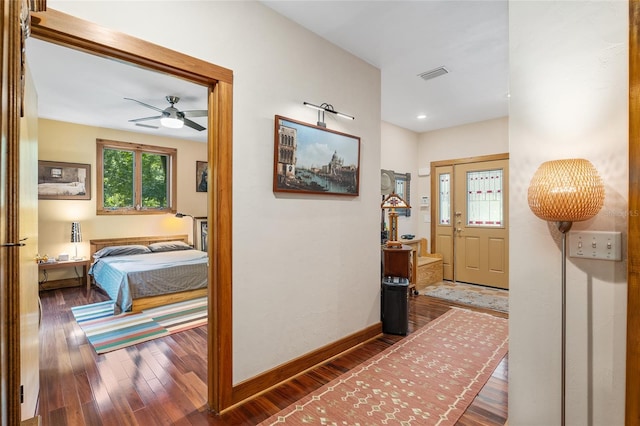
[38,286,508,425]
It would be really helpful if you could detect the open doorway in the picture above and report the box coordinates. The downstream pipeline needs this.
[12,7,234,418]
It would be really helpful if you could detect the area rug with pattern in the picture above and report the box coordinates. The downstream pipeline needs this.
[259,308,508,425]
[420,282,509,313]
[71,297,207,354]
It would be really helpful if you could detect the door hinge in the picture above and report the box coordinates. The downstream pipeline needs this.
[20,384,23,403]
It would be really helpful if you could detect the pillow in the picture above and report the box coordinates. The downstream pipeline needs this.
[93,244,151,259]
[148,241,192,252]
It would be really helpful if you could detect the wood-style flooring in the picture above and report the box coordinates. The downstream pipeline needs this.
[38,285,508,425]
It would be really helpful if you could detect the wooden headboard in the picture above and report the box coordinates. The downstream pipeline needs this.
[89,235,189,258]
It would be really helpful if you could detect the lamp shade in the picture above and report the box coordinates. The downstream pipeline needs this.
[381,192,411,210]
[527,159,605,222]
[70,221,82,243]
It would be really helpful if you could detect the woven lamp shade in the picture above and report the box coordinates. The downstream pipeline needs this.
[527,159,605,222]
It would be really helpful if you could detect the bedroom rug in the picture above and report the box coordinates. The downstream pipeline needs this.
[71,297,207,354]
[420,281,509,313]
[259,308,508,425]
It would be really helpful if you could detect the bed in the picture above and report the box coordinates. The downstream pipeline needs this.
[89,235,208,313]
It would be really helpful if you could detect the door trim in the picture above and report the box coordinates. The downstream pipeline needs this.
[28,8,234,412]
[1,1,29,422]
[627,1,639,424]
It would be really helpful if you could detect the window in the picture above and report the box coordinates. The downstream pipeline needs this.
[97,139,177,214]
[466,168,503,227]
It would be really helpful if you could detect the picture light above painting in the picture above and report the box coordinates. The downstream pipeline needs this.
[273,115,361,196]
[38,161,91,200]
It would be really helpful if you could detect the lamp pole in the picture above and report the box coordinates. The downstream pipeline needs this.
[557,220,572,426]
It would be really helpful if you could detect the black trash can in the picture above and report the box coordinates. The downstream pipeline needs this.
[381,276,409,335]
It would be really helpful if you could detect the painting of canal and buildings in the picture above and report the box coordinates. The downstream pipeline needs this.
[273,116,360,196]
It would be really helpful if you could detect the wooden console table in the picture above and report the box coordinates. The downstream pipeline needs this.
[38,259,91,292]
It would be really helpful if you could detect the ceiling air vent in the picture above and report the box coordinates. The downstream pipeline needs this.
[418,66,449,81]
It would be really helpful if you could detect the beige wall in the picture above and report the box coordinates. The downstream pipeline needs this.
[48,0,382,384]
[509,2,627,424]
[38,118,207,280]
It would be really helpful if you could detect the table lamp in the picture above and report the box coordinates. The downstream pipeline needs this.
[381,192,411,248]
[70,221,82,260]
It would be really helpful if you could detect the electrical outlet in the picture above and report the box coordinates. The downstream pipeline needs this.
[568,231,622,261]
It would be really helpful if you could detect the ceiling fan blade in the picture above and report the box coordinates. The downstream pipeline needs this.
[183,117,206,131]
[129,115,163,123]
[182,109,208,118]
[135,123,159,129]
[124,97,164,113]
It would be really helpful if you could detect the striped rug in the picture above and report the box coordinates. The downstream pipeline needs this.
[71,297,207,354]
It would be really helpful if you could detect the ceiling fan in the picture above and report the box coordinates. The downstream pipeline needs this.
[125,95,207,131]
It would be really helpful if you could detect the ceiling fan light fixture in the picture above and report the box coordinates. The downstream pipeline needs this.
[161,117,184,128]
[160,109,184,129]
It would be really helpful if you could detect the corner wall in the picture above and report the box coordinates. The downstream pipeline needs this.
[509,2,628,424]
[381,121,420,240]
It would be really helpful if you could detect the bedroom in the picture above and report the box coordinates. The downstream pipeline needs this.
[0,1,630,425]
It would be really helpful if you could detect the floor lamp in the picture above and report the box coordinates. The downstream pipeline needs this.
[527,159,605,425]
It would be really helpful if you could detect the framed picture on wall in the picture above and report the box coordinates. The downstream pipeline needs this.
[38,161,91,200]
[273,115,360,196]
[196,161,208,192]
[194,217,208,251]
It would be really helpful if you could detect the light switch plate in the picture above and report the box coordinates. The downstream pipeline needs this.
[568,231,622,261]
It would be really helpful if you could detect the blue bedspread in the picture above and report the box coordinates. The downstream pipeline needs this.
[89,250,208,312]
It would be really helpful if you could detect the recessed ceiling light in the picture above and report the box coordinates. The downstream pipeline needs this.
[417,114,427,119]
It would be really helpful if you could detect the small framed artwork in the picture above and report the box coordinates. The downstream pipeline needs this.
[193,217,208,252]
[38,161,91,200]
[273,115,360,196]
[196,161,208,192]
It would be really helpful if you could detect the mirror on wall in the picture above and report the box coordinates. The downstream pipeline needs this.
[394,172,411,217]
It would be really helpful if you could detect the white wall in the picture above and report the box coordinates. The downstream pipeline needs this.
[509,2,627,425]
[416,117,508,248]
[49,1,381,383]
[381,121,420,239]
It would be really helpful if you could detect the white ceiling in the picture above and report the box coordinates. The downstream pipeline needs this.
[261,1,509,133]
[25,1,508,142]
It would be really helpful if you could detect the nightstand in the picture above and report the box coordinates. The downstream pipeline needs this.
[38,259,91,292]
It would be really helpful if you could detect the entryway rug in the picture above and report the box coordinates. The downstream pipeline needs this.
[71,297,207,354]
[259,308,508,425]
[420,281,509,313]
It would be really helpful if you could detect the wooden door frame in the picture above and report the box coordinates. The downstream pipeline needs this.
[1,1,29,423]
[627,1,639,424]
[14,7,234,414]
